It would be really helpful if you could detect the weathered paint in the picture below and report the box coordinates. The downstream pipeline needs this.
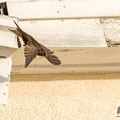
[19,19,107,47]
[7,0,120,20]
[0,15,18,57]
[0,16,18,104]
[0,56,12,105]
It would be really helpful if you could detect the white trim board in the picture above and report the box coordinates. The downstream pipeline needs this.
[0,15,18,29]
[0,16,18,105]
[0,15,18,57]
[7,0,120,20]
[0,27,18,49]
[0,56,12,105]
[19,19,107,47]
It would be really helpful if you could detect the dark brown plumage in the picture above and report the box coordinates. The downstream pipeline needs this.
[9,21,61,68]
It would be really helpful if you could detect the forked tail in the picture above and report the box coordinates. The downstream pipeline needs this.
[9,20,23,37]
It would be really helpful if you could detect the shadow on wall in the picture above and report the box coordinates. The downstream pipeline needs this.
[0,76,9,83]
[12,63,120,68]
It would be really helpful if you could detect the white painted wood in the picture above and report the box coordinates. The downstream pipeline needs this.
[6,0,120,20]
[1,0,39,2]
[0,56,12,105]
[19,19,107,47]
[0,15,18,57]
[0,27,17,49]
[0,15,18,29]
[0,16,18,105]
[0,46,17,57]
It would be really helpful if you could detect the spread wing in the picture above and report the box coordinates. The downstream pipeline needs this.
[41,45,61,65]
[24,42,38,68]
[10,21,61,67]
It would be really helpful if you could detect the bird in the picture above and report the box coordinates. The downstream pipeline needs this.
[9,21,61,68]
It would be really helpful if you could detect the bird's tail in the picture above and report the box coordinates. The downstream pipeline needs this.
[9,20,23,37]
[13,20,23,32]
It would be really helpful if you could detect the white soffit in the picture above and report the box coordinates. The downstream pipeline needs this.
[19,19,107,47]
[0,15,18,56]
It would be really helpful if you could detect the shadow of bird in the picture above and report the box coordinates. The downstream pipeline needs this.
[117,106,120,115]
[9,21,61,68]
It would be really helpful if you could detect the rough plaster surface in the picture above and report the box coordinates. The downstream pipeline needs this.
[0,79,119,120]
[1,47,120,120]
[101,19,120,43]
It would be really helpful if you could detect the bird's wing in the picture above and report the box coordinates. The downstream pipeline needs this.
[40,44,54,54]
[41,45,61,65]
[24,42,38,68]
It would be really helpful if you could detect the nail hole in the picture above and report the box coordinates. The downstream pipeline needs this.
[3,93,6,95]
[57,11,60,13]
